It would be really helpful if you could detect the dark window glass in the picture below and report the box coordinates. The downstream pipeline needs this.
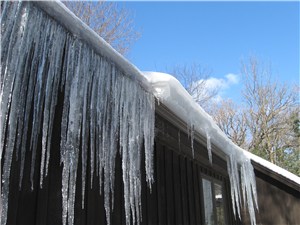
[202,178,227,225]
[202,178,214,225]
[214,183,225,225]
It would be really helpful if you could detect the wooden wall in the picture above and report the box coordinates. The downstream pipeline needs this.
[3,107,236,225]
[3,103,299,225]
[241,166,300,225]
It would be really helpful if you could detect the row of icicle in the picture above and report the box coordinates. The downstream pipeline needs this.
[0,2,155,225]
[187,122,258,225]
[1,2,258,225]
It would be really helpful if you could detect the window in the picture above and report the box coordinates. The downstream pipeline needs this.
[214,182,226,225]
[202,178,214,225]
[202,177,227,225]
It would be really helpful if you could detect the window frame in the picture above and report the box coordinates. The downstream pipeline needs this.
[200,174,228,225]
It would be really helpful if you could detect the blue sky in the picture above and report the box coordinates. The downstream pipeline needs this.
[124,1,299,103]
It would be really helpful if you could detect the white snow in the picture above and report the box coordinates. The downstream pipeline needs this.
[1,1,299,225]
[144,71,300,224]
[244,151,300,185]
[32,0,152,93]
[144,72,259,225]
[144,72,300,186]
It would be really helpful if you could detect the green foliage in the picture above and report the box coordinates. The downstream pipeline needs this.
[292,117,300,137]
[280,148,300,176]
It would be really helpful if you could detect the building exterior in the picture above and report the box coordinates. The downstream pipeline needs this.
[1,1,299,225]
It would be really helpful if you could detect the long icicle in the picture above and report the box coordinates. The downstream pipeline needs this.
[1,2,155,225]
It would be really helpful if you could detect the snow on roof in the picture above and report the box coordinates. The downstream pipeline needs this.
[143,71,300,186]
[244,151,300,185]
[30,3,299,221]
[33,1,152,93]
[33,0,300,189]
[35,0,299,185]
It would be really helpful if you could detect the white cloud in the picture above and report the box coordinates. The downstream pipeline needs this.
[226,73,239,85]
[204,77,225,89]
[201,73,239,91]
[193,73,239,104]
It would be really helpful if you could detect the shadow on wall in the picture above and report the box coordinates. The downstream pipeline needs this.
[242,170,300,225]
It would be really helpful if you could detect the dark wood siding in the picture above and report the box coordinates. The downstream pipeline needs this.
[4,99,299,225]
[241,167,300,225]
[3,110,234,225]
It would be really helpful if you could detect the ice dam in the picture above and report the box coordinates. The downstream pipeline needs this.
[0,1,261,225]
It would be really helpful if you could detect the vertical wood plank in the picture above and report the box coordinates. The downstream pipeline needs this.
[16,161,40,225]
[156,143,167,225]
[193,163,202,224]
[46,94,64,225]
[198,165,205,225]
[112,151,123,225]
[172,151,183,225]
[165,147,175,225]
[121,158,126,225]
[140,145,148,225]
[147,143,158,225]
[180,156,189,224]
[86,159,105,225]
[74,136,86,225]
[186,159,196,225]
[5,146,20,225]
[12,151,25,225]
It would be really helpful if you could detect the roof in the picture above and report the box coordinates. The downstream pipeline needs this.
[34,1,300,187]
[33,1,151,93]
[143,71,300,187]
[23,3,299,225]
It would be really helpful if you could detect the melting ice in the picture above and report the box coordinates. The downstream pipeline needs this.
[144,71,258,225]
[0,2,154,225]
[1,2,261,225]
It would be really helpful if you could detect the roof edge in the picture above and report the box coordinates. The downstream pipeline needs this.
[33,1,152,93]
[144,71,300,188]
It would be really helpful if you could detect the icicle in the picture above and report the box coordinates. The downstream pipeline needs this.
[206,130,212,164]
[80,55,91,208]
[1,2,155,225]
[227,153,242,219]
[89,61,98,188]
[119,77,132,225]
[143,92,155,187]
[190,124,195,158]
[30,15,53,190]
[187,121,195,158]
[1,3,31,224]
[45,30,67,177]
[103,62,113,225]
[61,39,86,225]
[40,25,66,188]
[2,2,262,225]
[240,159,258,225]
[1,1,25,160]
[145,69,261,225]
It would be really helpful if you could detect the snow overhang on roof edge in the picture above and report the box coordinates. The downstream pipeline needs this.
[33,0,300,189]
[245,151,300,187]
[33,0,152,94]
[143,71,300,187]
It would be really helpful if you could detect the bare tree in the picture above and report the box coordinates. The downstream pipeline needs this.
[169,63,220,110]
[63,1,140,55]
[241,57,299,165]
[174,58,299,175]
[209,99,248,148]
